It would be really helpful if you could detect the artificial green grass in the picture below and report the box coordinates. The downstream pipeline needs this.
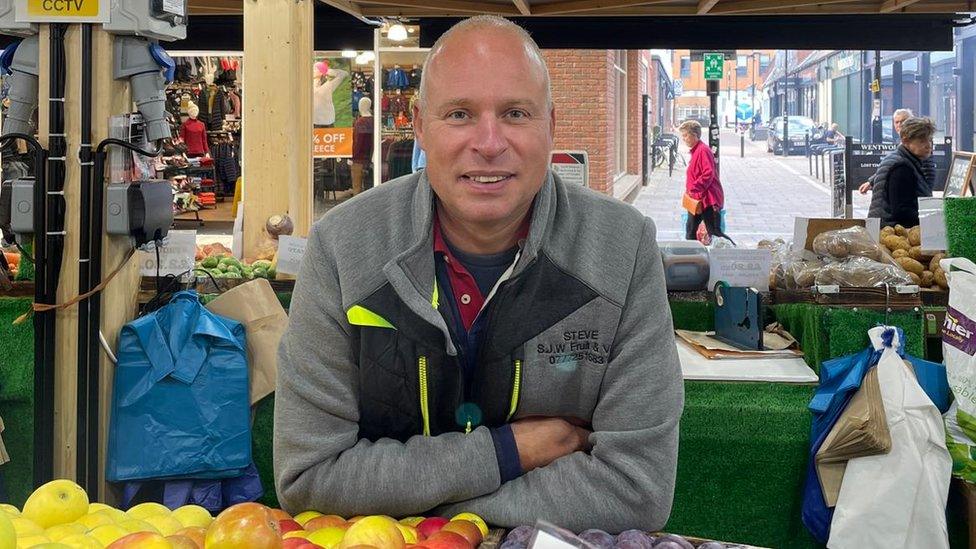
[771,303,830,372]
[945,197,976,263]
[824,308,924,359]
[253,395,279,509]
[0,298,34,506]
[13,242,33,281]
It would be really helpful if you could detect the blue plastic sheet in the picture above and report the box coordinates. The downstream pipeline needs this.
[107,291,251,482]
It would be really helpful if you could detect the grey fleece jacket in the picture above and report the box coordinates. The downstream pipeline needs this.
[274,170,684,533]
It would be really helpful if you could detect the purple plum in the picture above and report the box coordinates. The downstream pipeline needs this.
[614,540,647,549]
[653,543,684,549]
[580,529,615,549]
[499,541,527,549]
[506,525,536,544]
[615,530,654,549]
[654,535,693,549]
[697,543,727,549]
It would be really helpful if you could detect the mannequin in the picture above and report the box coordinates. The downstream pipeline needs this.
[180,102,209,157]
[351,97,374,195]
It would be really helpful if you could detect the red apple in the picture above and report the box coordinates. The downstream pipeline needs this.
[423,531,473,549]
[440,521,482,546]
[271,509,294,522]
[205,502,282,549]
[174,526,206,548]
[107,532,172,549]
[416,517,449,539]
[306,515,349,532]
[167,534,203,549]
[280,519,304,534]
[283,538,325,549]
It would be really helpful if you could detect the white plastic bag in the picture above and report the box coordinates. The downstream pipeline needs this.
[828,326,951,549]
[941,258,976,481]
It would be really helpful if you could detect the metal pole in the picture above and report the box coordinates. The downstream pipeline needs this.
[741,133,745,158]
[872,50,883,143]
[752,51,757,127]
[920,53,931,117]
[708,79,721,176]
[783,50,790,157]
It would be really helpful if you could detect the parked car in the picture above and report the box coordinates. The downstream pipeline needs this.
[766,115,817,155]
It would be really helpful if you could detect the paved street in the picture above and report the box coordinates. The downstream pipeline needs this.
[634,130,872,247]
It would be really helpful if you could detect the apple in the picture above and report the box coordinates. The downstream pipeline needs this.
[0,512,13,549]
[168,533,203,549]
[118,518,161,534]
[172,505,213,529]
[294,511,324,526]
[305,515,349,532]
[59,533,105,549]
[174,526,207,547]
[23,479,90,528]
[307,526,345,549]
[284,531,311,540]
[14,534,52,546]
[144,514,184,536]
[338,516,404,549]
[398,517,424,528]
[396,524,419,544]
[89,524,132,546]
[280,519,304,534]
[270,509,294,522]
[283,538,326,549]
[205,502,282,549]
[125,502,171,520]
[416,518,449,539]
[74,511,116,530]
[107,531,171,549]
[0,504,20,516]
[440,521,482,546]
[448,514,488,538]
[11,516,45,536]
[422,531,473,549]
[45,522,89,540]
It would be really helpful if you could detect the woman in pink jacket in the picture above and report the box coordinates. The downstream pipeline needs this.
[680,120,733,243]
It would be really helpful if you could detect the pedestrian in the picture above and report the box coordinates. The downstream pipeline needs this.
[275,15,683,532]
[859,108,935,194]
[679,120,734,244]
[866,117,937,227]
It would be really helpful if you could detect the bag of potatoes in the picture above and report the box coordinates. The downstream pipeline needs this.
[814,256,914,287]
[812,226,885,262]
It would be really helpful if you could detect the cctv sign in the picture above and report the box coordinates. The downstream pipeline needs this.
[17,0,109,22]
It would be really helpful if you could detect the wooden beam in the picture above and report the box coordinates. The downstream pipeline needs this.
[532,0,672,16]
[357,0,519,13]
[711,0,860,14]
[189,0,243,14]
[92,26,140,506]
[243,0,313,258]
[697,0,721,13]
[513,0,532,15]
[880,0,923,10]
[318,0,365,17]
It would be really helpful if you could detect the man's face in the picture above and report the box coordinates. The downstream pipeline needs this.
[894,114,909,135]
[414,28,555,227]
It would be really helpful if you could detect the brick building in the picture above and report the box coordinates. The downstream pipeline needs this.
[672,49,775,127]
[544,50,674,199]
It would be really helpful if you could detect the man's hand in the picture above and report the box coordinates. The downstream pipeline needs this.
[858,181,872,194]
[511,416,592,473]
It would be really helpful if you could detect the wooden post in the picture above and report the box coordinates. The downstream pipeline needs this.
[242,0,313,258]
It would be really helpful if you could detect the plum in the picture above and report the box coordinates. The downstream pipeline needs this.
[506,525,536,544]
[500,541,528,549]
[615,530,654,549]
[654,535,694,549]
[580,529,615,549]
[652,543,684,549]
[697,543,726,549]
[614,540,648,549]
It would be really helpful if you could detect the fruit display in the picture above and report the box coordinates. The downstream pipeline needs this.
[2,251,20,279]
[877,225,948,291]
[193,255,276,281]
[500,526,748,549]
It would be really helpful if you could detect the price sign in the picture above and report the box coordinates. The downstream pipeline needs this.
[708,248,773,291]
[17,0,109,22]
[312,128,353,158]
[276,235,308,276]
[140,231,197,277]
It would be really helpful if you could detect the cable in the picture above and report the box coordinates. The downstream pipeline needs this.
[98,330,117,365]
[95,138,162,157]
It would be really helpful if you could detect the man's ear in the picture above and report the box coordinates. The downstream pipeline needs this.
[413,104,424,148]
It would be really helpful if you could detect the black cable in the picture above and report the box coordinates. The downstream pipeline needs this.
[141,267,223,316]
[95,138,162,157]
[13,241,34,264]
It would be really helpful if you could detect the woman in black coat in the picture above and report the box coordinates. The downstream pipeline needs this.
[867,117,937,228]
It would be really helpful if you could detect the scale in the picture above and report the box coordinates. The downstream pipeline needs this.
[713,281,765,351]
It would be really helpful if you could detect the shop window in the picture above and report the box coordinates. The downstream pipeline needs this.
[614,51,627,178]
[760,54,771,74]
[680,56,690,78]
[736,55,748,78]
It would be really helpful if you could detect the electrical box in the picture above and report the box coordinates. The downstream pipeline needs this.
[104,0,187,42]
[10,177,33,235]
[106,180,174,246]
[0,0,36,37]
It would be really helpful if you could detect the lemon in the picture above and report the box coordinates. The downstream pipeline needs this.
[56,535,102,549]
[26,543,72,549]
[72,513,114,531]
[0,505,19,517]
[170,506,212,529]
[10,517,43,537]
[0,512,14,549]
[43,523,88,541]
[118,519,160,534]
[141,515,181,537]
[22,481,89,529]
[87,524,129,546]
[124,503,169,521]
[14,534,52,547]
[85,504,112,515]
[308,526,346,549]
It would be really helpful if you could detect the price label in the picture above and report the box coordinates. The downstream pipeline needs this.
[140,231,197,277]
[708,248,773,291]
[276,235,308,276]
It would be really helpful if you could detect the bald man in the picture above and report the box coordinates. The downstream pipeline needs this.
[274,16,682,532]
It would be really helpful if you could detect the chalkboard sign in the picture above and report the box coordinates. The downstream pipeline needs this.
[831,150,846,218]
[945,151,975,198]
[848,139,953,191]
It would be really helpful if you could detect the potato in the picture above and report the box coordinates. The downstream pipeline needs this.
[935,268,949,290]
[892,249,909,259]
[930,252,946,273]
[881,225,896,237]
[795,269,818,288]
[908,226,921,246]
[896,256,925,276]
[909,245,924,261]
[883,234,911,252]
[894,224,909,237]
[908,272,921,285]
[920,270,935,287]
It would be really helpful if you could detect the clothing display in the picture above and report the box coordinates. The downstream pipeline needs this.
[212,140,241,195]
[352,115,374,164]
[409,66,422,88]
[385,93,409,115]
[383,137,414,180]
[180,118,209,156]
[385,66,410,90]
[395,112,410,128]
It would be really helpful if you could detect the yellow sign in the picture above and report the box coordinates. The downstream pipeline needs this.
[22,0,106,21]
[313,128,353,158]
[869,79,881,93]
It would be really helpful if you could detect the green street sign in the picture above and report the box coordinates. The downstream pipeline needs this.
[703,52,724,80]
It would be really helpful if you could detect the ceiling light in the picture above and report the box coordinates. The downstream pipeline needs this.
[388,23,408,42]
[341,50,357,58]
[361,51,375,62]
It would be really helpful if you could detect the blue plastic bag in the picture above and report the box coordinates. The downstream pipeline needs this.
[107,290,251,482]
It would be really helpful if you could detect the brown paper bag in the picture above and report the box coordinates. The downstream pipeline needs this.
[816,365,892,506]
[206,279,287,405]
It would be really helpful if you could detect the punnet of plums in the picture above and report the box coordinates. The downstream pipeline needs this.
[502,526,747,549]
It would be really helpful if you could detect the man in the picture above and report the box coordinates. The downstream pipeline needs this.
[274,16,683,532]
[859,108,935,195]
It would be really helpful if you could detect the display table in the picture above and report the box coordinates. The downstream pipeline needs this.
[677,340,818,383]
